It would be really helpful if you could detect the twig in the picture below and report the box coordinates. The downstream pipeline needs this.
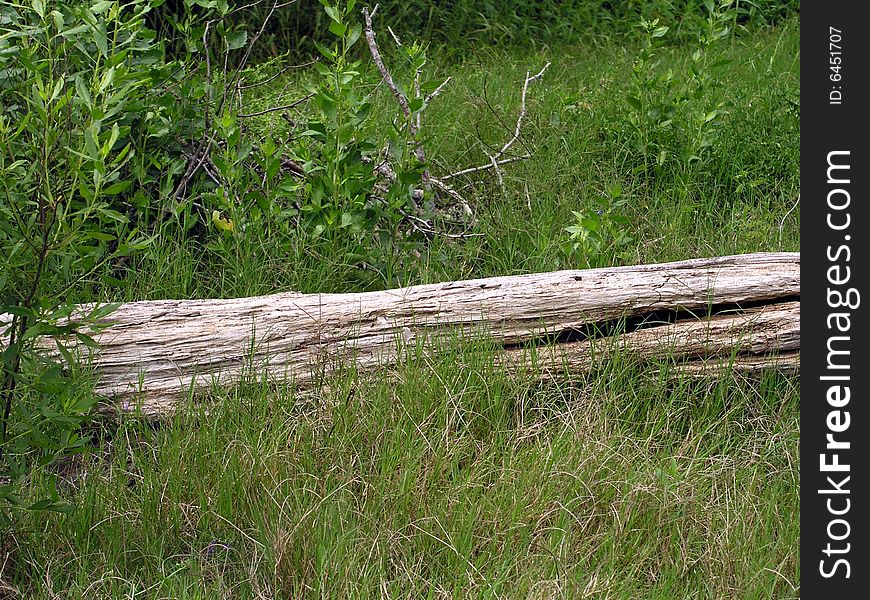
[778,193,799,249]
[399,209,482,239]
[387,26,402,47]
[485,151,505,189]
[237,93,314,118]
[430,178,473,217]
[424,77,451,103]
[238,57,319,90]
[171,1,290,204]
[496,62,550,161]
[442,63,549,195]
[363,7,411,120]
[362,5,429,184]
[440,154,531,180]
[172,138,217,202]
[171,21,218,202]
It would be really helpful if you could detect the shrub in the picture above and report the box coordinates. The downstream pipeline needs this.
[0,0,160,524]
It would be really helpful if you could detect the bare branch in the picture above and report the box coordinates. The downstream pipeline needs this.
[429,178,473,217]
[494,62,551,161]
[424,77,451,103]
[440,153,530,181]
[437,63,549,198]
[362,6,411,120]
[237,93,314,118]
[362,6,429,184]
[238,58,319,91]
[387,25,402,47]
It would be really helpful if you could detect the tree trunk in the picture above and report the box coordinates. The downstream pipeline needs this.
[3,252,800,417]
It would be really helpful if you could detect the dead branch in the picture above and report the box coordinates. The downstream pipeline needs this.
[440,154,531,180]
[452,62,550,190]
[238,58,319,91]
[362,5,430,184]
[496,62,550,161]
[1,253,799,418]
[425,77,452,103]
[237,92,314,118]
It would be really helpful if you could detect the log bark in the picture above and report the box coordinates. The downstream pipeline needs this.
[2,252,800,417]
[498,301,800,380]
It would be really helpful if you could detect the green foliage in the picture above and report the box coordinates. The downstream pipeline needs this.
[564,184,633,267]
[621,2,733,187]
[188,0,800,60]
[0,0,159,524]
[300,0,376,238]
[287,0,428,285]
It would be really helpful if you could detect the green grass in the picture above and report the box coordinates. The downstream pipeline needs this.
[8,349,799,598]
[1,17,800,600]
[113,17,798,300]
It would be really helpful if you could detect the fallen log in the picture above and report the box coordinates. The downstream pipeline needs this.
[2,252,800,417]
[499,301,800,379]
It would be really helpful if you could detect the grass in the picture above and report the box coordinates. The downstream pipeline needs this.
[1,15,800,600]
[10,349,799,598]
[112,16,798,301]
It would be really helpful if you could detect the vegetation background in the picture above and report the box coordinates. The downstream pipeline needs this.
[1,0,799,597]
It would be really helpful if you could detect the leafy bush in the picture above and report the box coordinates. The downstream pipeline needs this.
[564,184,633,267]
[0,0,162,524]
[621,1,732,186]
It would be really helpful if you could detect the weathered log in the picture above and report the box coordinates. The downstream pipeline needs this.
[2,252,800,417]
[498,301,800,379]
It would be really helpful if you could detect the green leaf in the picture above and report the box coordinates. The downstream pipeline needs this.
[84,126,100,159]
[28,499,74,513]
[625,95,642,111]
[226,29,248,51]
[98,207,128,223]
[328,20,346,37]
[75,332,101,349]
[103,180,132,195]
[346,23,362,49]
[75,77,92,108]
[88,302,121,321]
[49,77,64,103]
[652,26,669,38]
[0,487,24,507]
[55,340,76,369]
[212,210,234,233]
[323,5,341,23]
[99,274,127,286]
[313,40,335,61]
[51,10,64,30]
[93,22,108,57]
[90,1,113,14]
[84,231,116,242]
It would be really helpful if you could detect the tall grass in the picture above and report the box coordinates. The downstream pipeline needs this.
[9,345,799,598]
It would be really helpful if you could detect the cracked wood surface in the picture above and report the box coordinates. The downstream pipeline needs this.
[499,301,800,379]
[2,252,800,416]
